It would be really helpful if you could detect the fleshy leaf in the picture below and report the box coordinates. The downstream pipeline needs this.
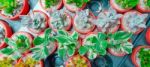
[0,47,14,55]
[33,37,44,46]
[113,31,132,40]
[98,32,107,40]
[78,46,88,56]
[71,31,78,40]
[67,46,75,56]
[57,30,68,36]
[58,48,66,58]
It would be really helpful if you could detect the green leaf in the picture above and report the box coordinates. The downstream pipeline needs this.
[55,36,69,44]
[32,52,41,60]
[78,46,88,56]
[58,48,66,58]
[98,32,107,40]
[43,46,49,57]
[11,52,21,60]
[33,37,44,46]
[113,31,132,40]
[25,38,30,49]
[57,30,68,36]
[100,40,108,49]
[67,46,75,56]
[122,42,133,54]
[44,28,52,38]
[88,50,97,59]
[0,47,14,55]
[99,48,107,55]
[4,38,17,48]
[30,47,41,52]
[71,31,78,40]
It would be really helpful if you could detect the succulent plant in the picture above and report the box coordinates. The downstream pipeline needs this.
[30,28,55,61]
[108,31,133,54]
[55,30,79,59]
[78,32,108,59]
[93,7,122,32]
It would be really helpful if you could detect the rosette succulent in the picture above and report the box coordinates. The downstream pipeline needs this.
[115,0,138,9]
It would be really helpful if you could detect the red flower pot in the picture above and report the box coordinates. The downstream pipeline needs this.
[136,0,150,13]
[120,11,146,35]
[73,12,96,34]
[0,20,13,49]
[131,45,150,67]
[37,32,58,55]
[63,0,87,12]
[17,53,44,67]
[108,39,132,57]
[0,0,30,20]
[11,32,33,55]
[145,28,150,45]
[65,54,91,67]
[40,0,63,11]
[28,10,49,34]
[49,12,72,32]
[110,0,132,13]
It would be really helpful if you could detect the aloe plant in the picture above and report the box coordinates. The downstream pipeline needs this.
[55,30,79,59]
[0,35,30,60]
[67,0,90,8]
[50,10,69,30]
[30,28,55,61]
[93,7,122,32]
[75,9,92,30]
[45,0,59,8]
[138,48,150,67]
[78,32,108,59]
[0,0,17,14]
[127,13,147,33]
[108,31,133,54]
[115,0,138,9]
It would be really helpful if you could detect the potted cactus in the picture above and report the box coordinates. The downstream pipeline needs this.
[65,54,91,67]
[15,53,44,67]
[0,20,12,49]
[63,0,90,12]
[107,31,133,57]
[131,45,150,67]
[93,7,122,33]
[78,32,108,59]
[137,0,150,12]
[55,30,80,59]
[21,10,49,34]
[73,9,96,34]
[49,10,72,32]
[30,28,57,61]
[40,0,63,11]
[121,11,148,34]
[0,0,30,20]
[110,0,139,13]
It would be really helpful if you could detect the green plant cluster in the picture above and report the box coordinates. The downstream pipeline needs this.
[67,0,90,7]
[45,0,59,8]
[145,0,150,7]
[0,0,17,14]
[139,48,150,67]
[115,0,139,9]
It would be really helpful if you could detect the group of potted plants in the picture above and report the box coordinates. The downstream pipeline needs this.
[0,0,150,67]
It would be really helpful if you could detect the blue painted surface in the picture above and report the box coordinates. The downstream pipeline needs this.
[0,0,150,67]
